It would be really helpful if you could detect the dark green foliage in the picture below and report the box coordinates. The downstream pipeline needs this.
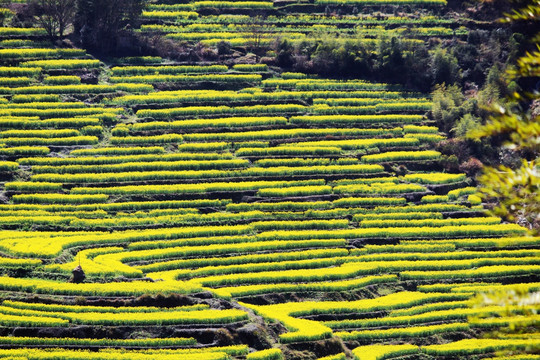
[28,0,76,40]
[430,47,461,85]
[431,83,474,134]
[75,0,145,53]
[452,114,480,138]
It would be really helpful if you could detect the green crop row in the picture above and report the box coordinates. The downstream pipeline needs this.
[0,76,31,86]
[0,83,152,94]
[448,186,477,200]
[254,224,525,241]
[236,146,334,156]
[6,181,63,192]
[243,292,467,344]
[261,78,395,90]
[68,210,264,229]
[233,64,269,72]
[334,197,407,207]
[407,237,540,251]
[0,129,81,138]
[225,201,332,212]
[141,10,199,19]
[136,248,349,273]
[401,264,540,280]
[336,323,468,340]
[11,94,60,102]
[352,212,442,221]
[19,152,232,166]
[4,299,206,315]
[0,161,18,171]
[311,102,431,114]
[254,157,358,168]
[291,248,540,263]
[403,173,467,184]
[358,217,501,228]
[405,133,445,143]
[214,275,397,299]
[0,304,248,325]
[0,146,49,155]
[131,116,288,131]
[20,59,100,69]
[170,257,347,282]
[318,354,346,360]
[0,313,68,327]
[0,275,202,295]
[110,134,184,144]
[70,146,165,156]
[312,97,429,106]
[188,256,538,289]
[0,336,196,347]
[0,199,228,213]
[422,339,538,357]
[0,348,232,360]
[12,194,109,204]
[166,31,301,41]
[34,207,372,229]
[258,185,332,197]
[0,209,107,219]
[0,117,101,129]
[70,179,324,194]
[334,183,426,194]
[0,107,115,118]
[32,164,383,183]
[0,48,85,59]
[43,75,81,85]
[2,101,87,109]
[285,137,419,150]
[421,194,449,203]
[177,141,229,152]
[328,304,528,329]
[137,104,305,119]
[184,127,401,142]
[246,349,283,360]
[361,150,441,163]
[0,136,98,146]
[111,64,227,75]
[290,114,423,124]
[110,89,413,106]
[0,27,47,36]
[110,73,262,84]
[102,240,347,272]
[0,215,76,226]
[373,203,473,213]
[194,1,273,9]
[251,219,349,231]
[30,159,249,174]
[0,257,41,268]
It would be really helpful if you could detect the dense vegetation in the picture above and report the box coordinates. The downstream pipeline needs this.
[0,0,537,359]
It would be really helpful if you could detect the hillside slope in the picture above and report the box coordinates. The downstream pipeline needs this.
[0,0,538,359]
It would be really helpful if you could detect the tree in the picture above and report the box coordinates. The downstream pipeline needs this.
[452,113,481,138]
[468,285,539,358]
[375,36,406,83]
[29,0,76,41]
[75,0,145,53]
[468,0,540,234]
[431,47,461,85]
[431,83,474,134]
[0,3,13,27]
[245,17,266,50]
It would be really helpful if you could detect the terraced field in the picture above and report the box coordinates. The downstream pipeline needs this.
[0,0,538,359]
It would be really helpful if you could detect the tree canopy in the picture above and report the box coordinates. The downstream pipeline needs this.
[469,0,540,234]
